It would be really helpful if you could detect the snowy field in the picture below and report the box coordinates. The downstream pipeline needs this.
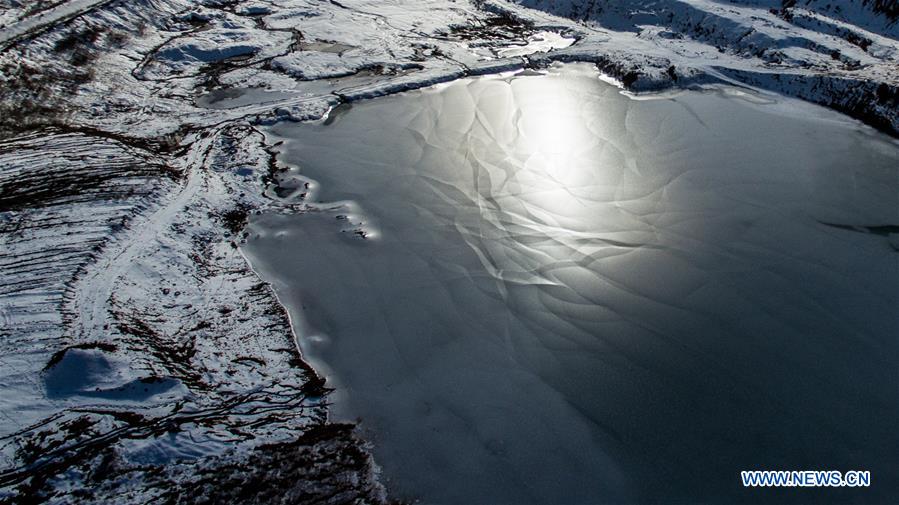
[0,0,896,502]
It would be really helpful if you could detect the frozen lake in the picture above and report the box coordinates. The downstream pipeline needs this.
[244,63,899,503]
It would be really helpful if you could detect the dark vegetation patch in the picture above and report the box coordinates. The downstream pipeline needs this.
[0,16,138,140]
[621,70,640,87]
[151,423,386,505]
[827,89,899,138]
[220,204,252,235]
[446,10,534,42]
[53,25,105,61]
[0,0,62,21]
[0,57,91,139]
[864,0,899,21]
[666,65,678,82]
[111,306,204,389]
[0,132,174,212]
[0,22,122,139]
[844,31,872,52]
[0,390,359,502]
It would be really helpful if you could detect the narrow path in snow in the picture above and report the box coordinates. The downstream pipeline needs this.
[0,0,112,51]
[63,130,215,348]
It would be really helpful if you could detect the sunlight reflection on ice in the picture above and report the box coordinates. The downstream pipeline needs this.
[245,63,899,504]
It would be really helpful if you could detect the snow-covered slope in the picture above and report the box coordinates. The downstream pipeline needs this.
[0,0,896,502]
[0,124,387,503]
[504,0,899,134]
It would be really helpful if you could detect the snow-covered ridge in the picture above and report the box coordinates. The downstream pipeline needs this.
[504,0,899,134]
[0,0,896,502]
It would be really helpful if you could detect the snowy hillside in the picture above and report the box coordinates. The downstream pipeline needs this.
[508,0,899,134]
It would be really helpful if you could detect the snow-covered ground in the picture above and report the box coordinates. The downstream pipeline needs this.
[504,0,899,133]
[0,0,896,502]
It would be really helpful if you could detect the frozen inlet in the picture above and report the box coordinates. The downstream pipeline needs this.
[244,63,899,504]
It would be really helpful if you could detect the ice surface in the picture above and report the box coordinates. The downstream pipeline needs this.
[245,63,899,503]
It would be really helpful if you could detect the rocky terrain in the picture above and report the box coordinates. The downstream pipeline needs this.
[0,0,896,503]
